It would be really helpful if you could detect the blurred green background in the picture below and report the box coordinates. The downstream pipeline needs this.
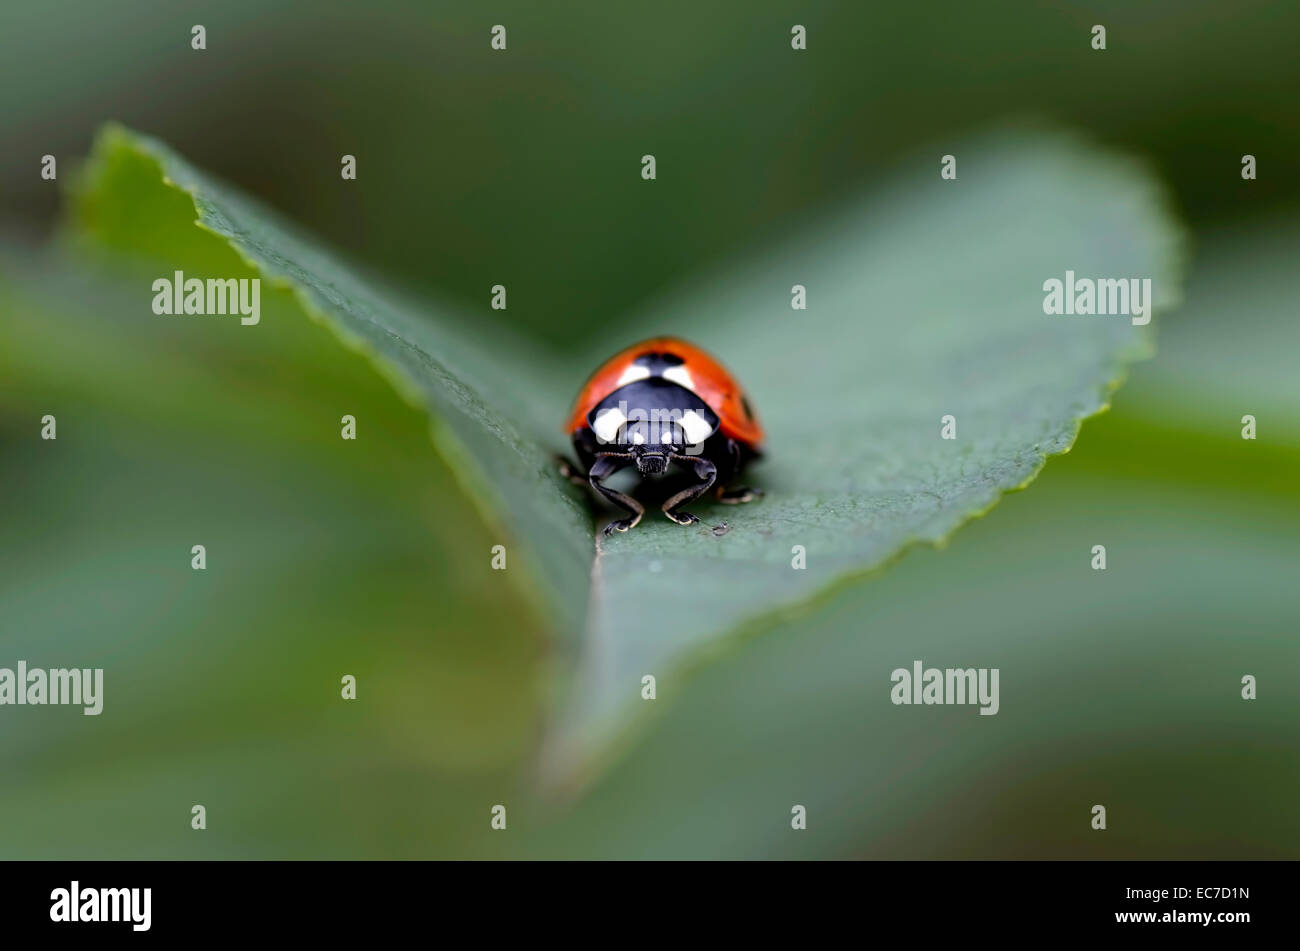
[1,1,1297,857]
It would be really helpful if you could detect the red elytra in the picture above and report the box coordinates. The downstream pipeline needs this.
[565,336,764,448]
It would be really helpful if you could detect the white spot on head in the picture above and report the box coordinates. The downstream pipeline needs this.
[631,430,645,445]
[680,409,714,444]
[592,407,626,443]
[662,366,694,391]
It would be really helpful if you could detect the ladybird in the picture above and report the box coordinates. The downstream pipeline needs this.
[560,336,764,535]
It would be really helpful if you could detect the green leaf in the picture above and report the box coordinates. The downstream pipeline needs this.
[513,417,1300,858]
[70,125,1182,787]
[508,228,1300,855]
[545,129,1183,780]
[72,125,594,642]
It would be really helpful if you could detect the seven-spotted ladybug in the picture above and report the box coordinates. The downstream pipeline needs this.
[560,336,764,535]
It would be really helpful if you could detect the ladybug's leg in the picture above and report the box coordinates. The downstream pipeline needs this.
[589,454,644,536]
[555,455,589,487]
[661,456,717,526]
[715,438,764,504]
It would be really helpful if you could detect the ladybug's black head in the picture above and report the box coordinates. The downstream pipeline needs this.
[631,445,671,475]
[587,378,721,477]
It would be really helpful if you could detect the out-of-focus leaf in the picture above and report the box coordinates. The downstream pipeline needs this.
[0,245,543,858]
[1113,212,1300,447]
